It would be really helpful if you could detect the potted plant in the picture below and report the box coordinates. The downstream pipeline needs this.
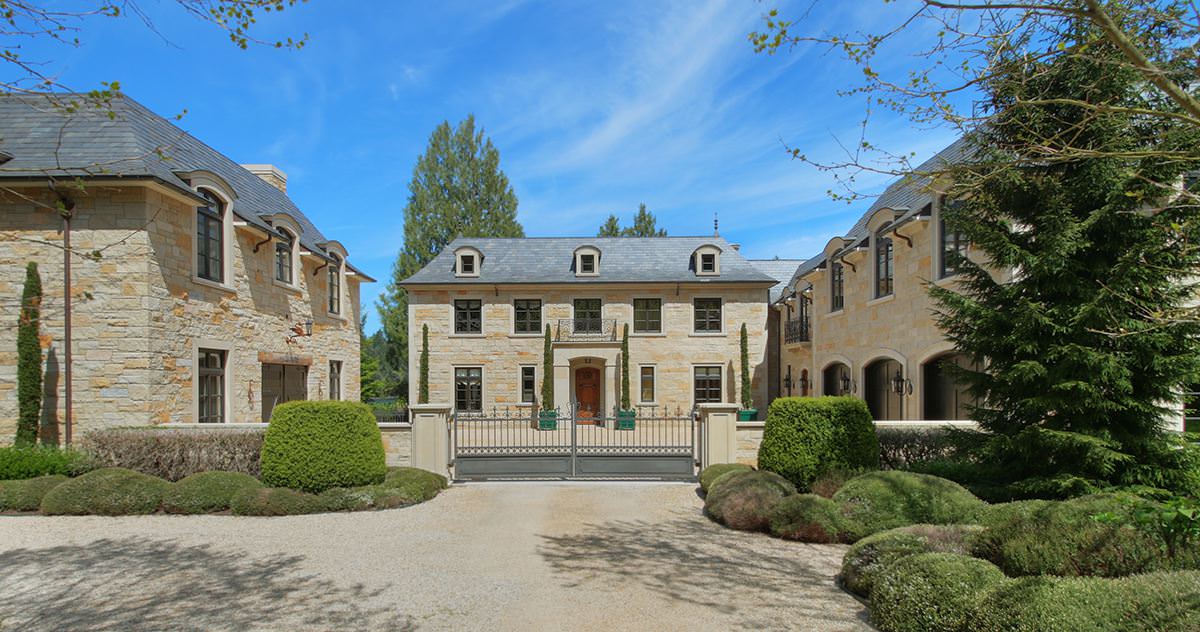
[738,323,757,421]
[538,324,558,430]
[617,324,636,430]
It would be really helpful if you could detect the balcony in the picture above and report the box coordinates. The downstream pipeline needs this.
[555,318,618,342]
[784,318,811,344]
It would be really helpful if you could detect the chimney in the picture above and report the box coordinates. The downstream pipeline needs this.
[241,164,287,193]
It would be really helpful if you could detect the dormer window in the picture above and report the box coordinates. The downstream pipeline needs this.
[693,244,722,277]
[454,246,483,278]
[461,254,476,275]
[574,245,601,277]
[580,254,596,274]
[700,253,716,273]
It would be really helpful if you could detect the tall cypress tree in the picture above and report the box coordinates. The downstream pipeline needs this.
[418,324,429,405]
[377,115,523,388]
[930,16,1200,499]
[16,262,43,446]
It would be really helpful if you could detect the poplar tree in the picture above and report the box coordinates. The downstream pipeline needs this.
[16,262,43,446]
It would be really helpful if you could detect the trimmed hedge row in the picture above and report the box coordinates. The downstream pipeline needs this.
[757,397,879,490]
[260,401,387,493]
[82,427,264,481]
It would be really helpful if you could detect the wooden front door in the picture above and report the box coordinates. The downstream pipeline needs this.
[262,363,308,421]
[575,367,601,418]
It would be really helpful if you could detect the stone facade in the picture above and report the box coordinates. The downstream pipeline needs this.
[0,182,364,442]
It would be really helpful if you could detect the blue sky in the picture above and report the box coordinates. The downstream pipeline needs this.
[14,0,961,333]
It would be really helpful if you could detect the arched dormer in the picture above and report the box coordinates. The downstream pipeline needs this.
[267,213,303,288]
[692,243,722,277]
[454,246,483,278]
[574,245,601,277]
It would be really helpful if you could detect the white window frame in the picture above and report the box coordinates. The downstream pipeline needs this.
[574,245,601,277]
[192,339,233,424]
[454,246,483,278]
[693,244,722,277]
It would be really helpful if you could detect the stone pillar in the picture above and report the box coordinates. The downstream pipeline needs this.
[698,403,739,471]
[604,362,618,415]
[410,403,450,478]
[553,363,570,412]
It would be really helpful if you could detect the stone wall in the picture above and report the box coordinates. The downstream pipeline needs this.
[379,424,412,466]
[735,423,764,466]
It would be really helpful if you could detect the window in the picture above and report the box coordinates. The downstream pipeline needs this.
[196,189,224,283]
[579,253,596,274]
[640,366,656,403]
[454,299,482,334]
[939,199,968,279]
[633,298,662,333]
[693,298,722,333]
[455,247,482,277]
[275,229,294,285]
[329,360,342,401]
[700,253,716,273]
[460,254,475,275]
[830,261,845,312]
[693,245,721,276]
[574,246,601,276]
[875,227,894,298]
[455,367,483,412]
[514,299,542,334]
[328,253,342,314]
[574,298,602,334]
[521,366,536,404]
[198,349,226,423]
[261,363,306,421]
[694,366,722,404]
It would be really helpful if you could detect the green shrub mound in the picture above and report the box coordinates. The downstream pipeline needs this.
[161,471,263,514]
[699,463,753,493]
[0,446,90,480]
[841,524,984,597]
[972,493,1198,577]
[704,469,797,532]
[833,471,987,540]
[768,493,857,543]
[757,397,879,489]
[0,475,68,511]
[379,467,448,504]
[230,486,328,516]
[40,467,170,515]
[870,553,1008,632]
[978,499,1054,527]
[260,401,387,493]
[972,571,1200,632]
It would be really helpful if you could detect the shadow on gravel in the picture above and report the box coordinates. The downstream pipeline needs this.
[537,510,873,630]
[0,537,414,632]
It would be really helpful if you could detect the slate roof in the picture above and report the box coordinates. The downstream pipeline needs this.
[0,93,371,280]
[402,236,778,286]
[748,259,806,302]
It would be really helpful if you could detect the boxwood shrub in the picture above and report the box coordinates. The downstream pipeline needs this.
[0,475,68,512]
[0,446,90,480]
[699,463,753,493]
[833,471,987,540]
[870,553,1008,632]
[757,397,879,489]
[161,471,264,514]
[841,524,984,597]
[40,467,170,515]
[260,401,387,493]
[768,493,858,543]
[229,486,328,516]
[703,469,796,532]
[972,571,1200,632]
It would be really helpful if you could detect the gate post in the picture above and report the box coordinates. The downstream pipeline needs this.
[410,403,451,478]
[698,403,739,471]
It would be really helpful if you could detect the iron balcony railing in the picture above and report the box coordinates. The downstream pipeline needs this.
[555,318,618,342]
[784,318,811,344]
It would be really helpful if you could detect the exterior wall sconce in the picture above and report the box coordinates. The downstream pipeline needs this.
[891,370,914,396]
[288,319,314,343]
[840,373,854,395]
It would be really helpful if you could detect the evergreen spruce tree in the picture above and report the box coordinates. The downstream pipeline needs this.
[598,215,622,237]
[378,115,523,386]
[16,262,42,446]
[418,324,429,405]
[930,17,1200,499]
[596,203,667,237]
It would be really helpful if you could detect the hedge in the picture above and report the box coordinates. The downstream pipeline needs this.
[875,426,971,470]
[768,493,857,543]
[972,571,1200,632]
[757,396,879,490]
[0,475,68,511]
[40,467,170,515]
[870,553,1008,632]
[841,524,984,597]
[260,401,387,493]
[833,471,987,540]
[699,463,753,493]
[83,427,264,481]
[0,446,90,480]
[703,469,796,532]
[161,471,264,514]
[230,486,328,516]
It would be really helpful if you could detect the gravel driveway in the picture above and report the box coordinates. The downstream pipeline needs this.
[0,483,872,631]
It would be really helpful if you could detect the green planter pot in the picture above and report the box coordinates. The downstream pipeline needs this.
[737,409,758,422]
[616,409,636,430]
[538,410,558,431]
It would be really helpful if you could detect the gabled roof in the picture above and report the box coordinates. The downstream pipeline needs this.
[748,259,806,302]
[402,236,778,286]
[0,93,372,280]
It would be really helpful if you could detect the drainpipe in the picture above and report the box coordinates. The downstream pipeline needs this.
[59,197,75,446]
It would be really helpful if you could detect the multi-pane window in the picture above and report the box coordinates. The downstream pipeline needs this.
[830,261,845,312]
[700,253,716,273]
[693,298,722,333]
[329,360,342,401]
[579,253,596,274]
[196,189,224,283]
[514,299,542,334]
[275,230,294,284]
[455,299,482,334]
[574,298,602,333]
[328,254,342,314]
[460,254,475,275]
[875,228,894,298]
[640,366,656,403]
[520,366,536,404]
[939,201,968,279]
[455,367,483,412]
[633,298,662,333]
[198,348,226,423]
[694,366,722,403]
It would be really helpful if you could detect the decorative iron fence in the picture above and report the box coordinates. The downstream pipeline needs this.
[555,318,618,342]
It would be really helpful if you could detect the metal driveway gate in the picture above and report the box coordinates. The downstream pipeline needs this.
[452,405,696,480]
